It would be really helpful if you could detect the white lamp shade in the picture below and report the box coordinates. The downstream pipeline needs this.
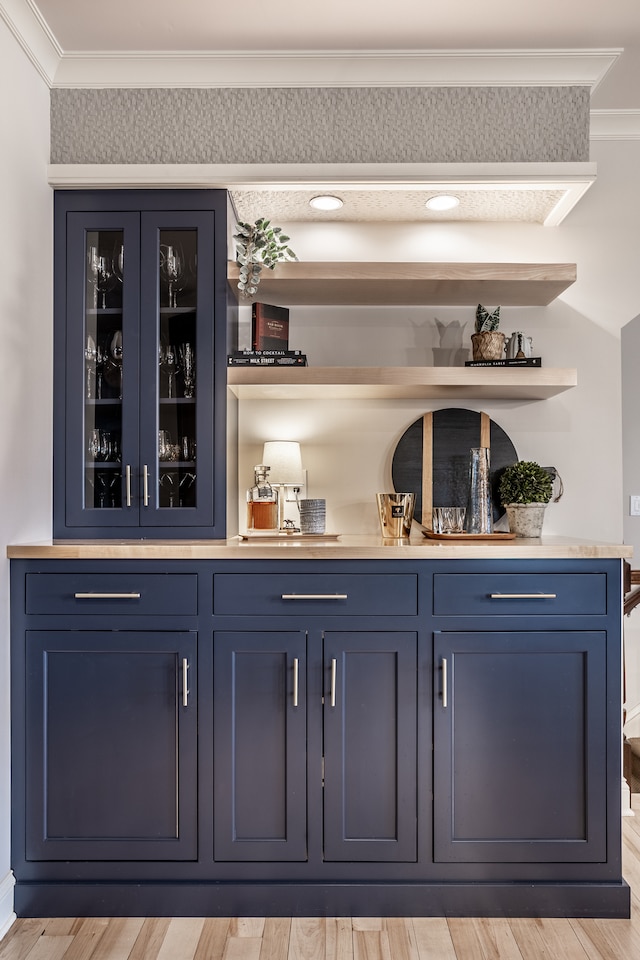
[262,440,303,484]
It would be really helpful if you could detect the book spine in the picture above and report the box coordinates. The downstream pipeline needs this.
[230,349,303,357]
[228,355,308,366]
[465,357,542,368]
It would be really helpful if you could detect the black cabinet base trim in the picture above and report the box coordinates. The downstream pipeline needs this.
[13,880,631,919]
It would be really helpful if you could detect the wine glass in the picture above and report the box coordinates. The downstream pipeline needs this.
[160,244,185,308]
[112,243,124,285]
[84,335,97,399]
[110,330,123,400]
[178,342,195,398]
[87,247,113,309]
[160,343,179,398]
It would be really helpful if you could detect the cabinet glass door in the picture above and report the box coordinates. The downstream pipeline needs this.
[84,230,125,510]
[140,211,216,528]
[64,212,141,530]
[157,229,198,510]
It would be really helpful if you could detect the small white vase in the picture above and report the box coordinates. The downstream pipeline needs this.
[505,503,547,538]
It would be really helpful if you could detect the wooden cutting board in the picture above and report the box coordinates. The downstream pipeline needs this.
[391,408,518,528]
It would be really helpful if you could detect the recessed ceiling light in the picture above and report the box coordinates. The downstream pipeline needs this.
[309,195,344,211]
[425,195,460,211]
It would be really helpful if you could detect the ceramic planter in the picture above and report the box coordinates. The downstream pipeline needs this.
[505,502,547,538]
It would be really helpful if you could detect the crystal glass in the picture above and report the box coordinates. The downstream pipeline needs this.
[467,447,493,534]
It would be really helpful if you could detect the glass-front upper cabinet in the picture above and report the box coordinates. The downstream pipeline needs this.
[54,191,230,539]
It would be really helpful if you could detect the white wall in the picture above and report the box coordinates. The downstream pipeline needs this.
[0,18,52,936]
[237,139,640,541]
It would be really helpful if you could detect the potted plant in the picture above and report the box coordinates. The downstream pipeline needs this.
[471,303,505,361]
[233,218,298,298]
[498,460,555,537]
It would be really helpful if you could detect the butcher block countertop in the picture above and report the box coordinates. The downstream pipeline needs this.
[6,535,632,561]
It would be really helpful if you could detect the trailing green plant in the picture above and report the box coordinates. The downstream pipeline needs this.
[498,460,554,505]
[475,303,501,332]
[233,219,298,298]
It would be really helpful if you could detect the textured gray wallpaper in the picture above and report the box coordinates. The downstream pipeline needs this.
[50,86,590,164]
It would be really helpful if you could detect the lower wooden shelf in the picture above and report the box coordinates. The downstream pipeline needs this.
[227,366,577,400]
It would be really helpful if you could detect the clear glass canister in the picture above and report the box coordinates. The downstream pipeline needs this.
[246,465,279,530]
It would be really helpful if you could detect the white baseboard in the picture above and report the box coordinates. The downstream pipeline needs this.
[0,871,16,940]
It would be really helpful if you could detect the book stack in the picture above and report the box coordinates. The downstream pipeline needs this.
[465,357,542,368]
[227,301,308,366]
[228,350,308,366]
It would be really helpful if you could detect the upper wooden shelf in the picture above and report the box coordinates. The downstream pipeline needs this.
[227,261,577,306]
[227,366,577,401]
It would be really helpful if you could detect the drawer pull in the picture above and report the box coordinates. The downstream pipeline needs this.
[330,658,337,708]
[74,592,142,599]
[125,464,132,507]
[143,465,149,507]
[281,594,348,601]
[490,593,557,600]
[182,658,189,707]
[441,658,448,709]
[293,657,299,708]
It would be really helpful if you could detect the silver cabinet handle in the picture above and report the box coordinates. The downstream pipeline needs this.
[330,658,337,708]
[74,592,141,599]
[490,593,557,599]
[182,658,189,707]
[143,465,149,507]
[281,594,348,601]
[293,658,299,708]
[442,658,448,708]
[125,464,132,507]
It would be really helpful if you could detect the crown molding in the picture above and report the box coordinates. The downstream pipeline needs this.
[590,109,640,140]
[51,48,621,91]
[0,0,60,85]
[0,4,621,95]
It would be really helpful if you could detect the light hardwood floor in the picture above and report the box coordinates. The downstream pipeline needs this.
[5,795,640,960]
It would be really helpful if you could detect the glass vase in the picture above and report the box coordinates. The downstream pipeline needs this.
[467,447,493,534]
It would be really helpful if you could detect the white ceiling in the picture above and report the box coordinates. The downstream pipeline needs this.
[14,0,640,223]
[31,0,640,109]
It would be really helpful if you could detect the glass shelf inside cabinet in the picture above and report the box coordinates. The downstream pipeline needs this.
[84,230,124,510]
[157,229,198,510]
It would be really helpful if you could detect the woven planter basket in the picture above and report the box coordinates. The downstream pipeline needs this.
[471,331,505,361]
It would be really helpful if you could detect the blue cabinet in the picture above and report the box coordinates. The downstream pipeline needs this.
[53,190,232,538]
[9,556,629,918]
[433,630,607,863]
[24,628,197,861]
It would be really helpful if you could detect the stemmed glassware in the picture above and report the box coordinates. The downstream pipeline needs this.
[87,246,114,309]
[178,342,195,398]
[159,343,180,398]
[160,244,185,308]
[85,335,97,399]
[109,330,123,400]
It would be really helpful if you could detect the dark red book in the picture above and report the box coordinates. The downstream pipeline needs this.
[251,302,290,351]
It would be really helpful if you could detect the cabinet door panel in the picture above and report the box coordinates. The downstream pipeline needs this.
[26,630,197,861]
[139,210,217,529]
[434,631,606,863]
[323,631,418,862]
[63,211,141,530]
[213,631,307,861]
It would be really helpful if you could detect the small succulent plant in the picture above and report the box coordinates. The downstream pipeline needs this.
[233,219,298,298]
[475,304,501,333]
[498,460,554,505]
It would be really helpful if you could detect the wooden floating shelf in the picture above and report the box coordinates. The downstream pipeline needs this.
[227,366,578,401]
[227,261,576,306]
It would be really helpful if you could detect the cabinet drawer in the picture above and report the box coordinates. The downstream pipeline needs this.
[433,572,607,617]
[213,573,418,616]
[25,573,198,616]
